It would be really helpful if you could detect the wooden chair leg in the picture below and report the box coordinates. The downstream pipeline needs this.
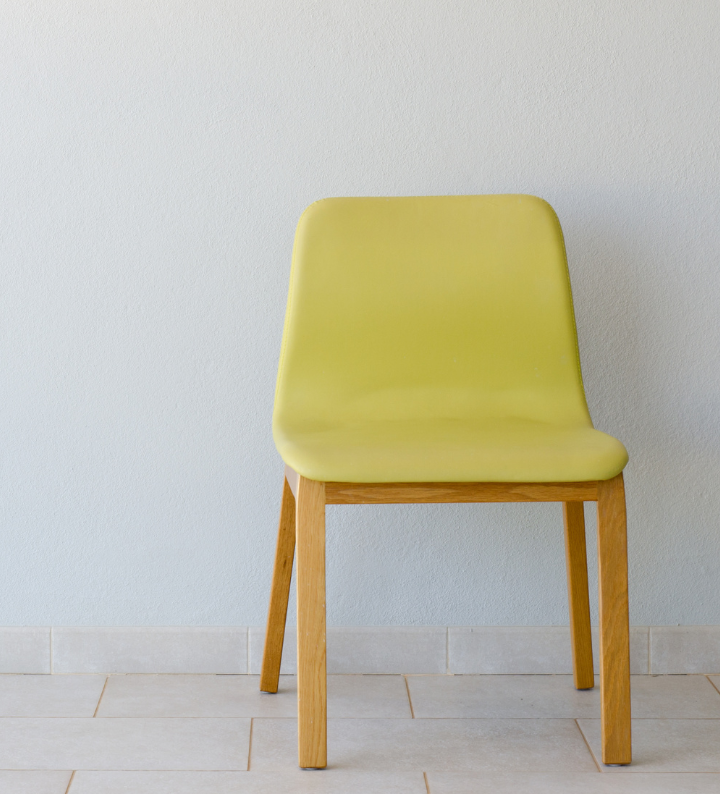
[259,477,296,693]
[296,476,327,769]
[563,501,594,689]
[597,473,632,765]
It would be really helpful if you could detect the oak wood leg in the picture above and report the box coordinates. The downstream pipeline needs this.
[260,477,297,693]
[563,501,594,689]
[597,473,631,765]
[296,476,327,768]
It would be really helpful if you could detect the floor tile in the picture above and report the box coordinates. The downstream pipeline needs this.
[578,719,720,772]
[0,674,106,717]
[70,770,426,793]
[629,675,720,717]
[97,675,410,718]
[650,627,720,674]
[0,628,51,673]
[97,675,296,718]
[448,627,571,674]
[0,718,250,770]
[408,674,599,718]
[328,627,447,675]
[327,675,411,718]
[448,627,648,674]
[251,718,597,772]
[52,627,248,674]
[408,674,720,719]
[249,627,447,675]
[428,772,720,793]
[0,771,71,794]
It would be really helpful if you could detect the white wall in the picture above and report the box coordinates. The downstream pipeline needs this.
[1,1,718,627]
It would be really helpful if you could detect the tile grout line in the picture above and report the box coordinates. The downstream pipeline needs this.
[92,676,110,717]
[64,770,76,794]
[707,675,720,697]
[403,675,415,718]
[2,715,720,721]
[247,717,254,770]
[5,715,720,721]
[574,718,602,772]
[424,770,431,793]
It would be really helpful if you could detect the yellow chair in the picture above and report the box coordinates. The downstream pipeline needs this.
[260,195,631,768]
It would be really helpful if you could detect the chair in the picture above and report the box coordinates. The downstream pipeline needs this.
[259,195,631,768]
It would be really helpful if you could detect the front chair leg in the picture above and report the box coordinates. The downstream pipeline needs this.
[296,476,327,769]
[563,501,594,689]
[597,473,632,765]
[260,476,296,693]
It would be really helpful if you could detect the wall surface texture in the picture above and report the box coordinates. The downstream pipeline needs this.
[1,1,718,627]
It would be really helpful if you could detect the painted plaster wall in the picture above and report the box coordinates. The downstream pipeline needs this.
[1,1,718,626]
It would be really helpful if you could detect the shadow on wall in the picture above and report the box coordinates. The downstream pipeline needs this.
[551,186,720,625]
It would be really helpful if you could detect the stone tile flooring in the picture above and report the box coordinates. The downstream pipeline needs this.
[0,673,718,792]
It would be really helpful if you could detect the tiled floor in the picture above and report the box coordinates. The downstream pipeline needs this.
[0,674,718,792]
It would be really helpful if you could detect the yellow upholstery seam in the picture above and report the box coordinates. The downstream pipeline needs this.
[274,201,323,408]
[547,201,593,427]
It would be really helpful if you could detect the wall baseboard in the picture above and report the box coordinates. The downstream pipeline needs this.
[0,626,717,675]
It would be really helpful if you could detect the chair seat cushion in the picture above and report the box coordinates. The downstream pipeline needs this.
[274,417,628,483]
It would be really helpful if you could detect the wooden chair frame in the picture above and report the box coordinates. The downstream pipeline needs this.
[260,465,631,768]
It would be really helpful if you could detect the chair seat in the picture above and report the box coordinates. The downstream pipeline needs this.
[274,417,628,483]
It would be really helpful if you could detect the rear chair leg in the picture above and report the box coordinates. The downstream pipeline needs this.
[260,476,296,693]
[597,473,632,765]
[296,476,327,769]
[563,501,594,689]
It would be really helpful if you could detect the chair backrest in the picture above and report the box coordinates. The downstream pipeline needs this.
[274,195,592,431]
